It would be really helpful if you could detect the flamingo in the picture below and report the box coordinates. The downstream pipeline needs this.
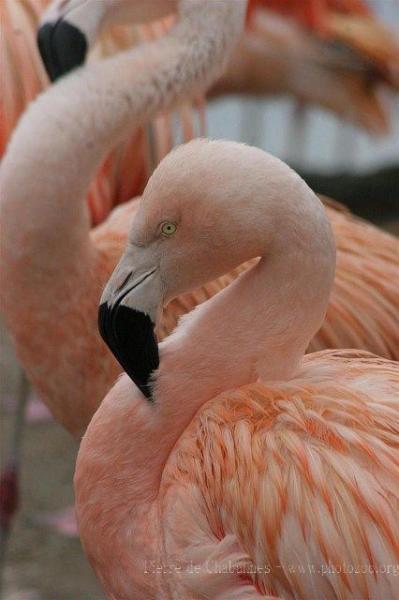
[1,0,398,441]
[212,7,397,135]
[75,139,399,600]
[2,1,397,571]
[0,0,248,437]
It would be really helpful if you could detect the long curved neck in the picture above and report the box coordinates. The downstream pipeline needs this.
[0,1,245,269]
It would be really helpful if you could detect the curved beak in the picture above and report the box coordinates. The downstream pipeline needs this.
[38,20,88,81]
[37,0,177,82]
[37,0,106,81]
[98,254,163,399]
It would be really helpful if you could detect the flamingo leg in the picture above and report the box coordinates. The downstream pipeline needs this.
[0,369,29,595]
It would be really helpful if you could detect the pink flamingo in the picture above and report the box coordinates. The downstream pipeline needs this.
[1,2,397,568]
[76,139,399,600]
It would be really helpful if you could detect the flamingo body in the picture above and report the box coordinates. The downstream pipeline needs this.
[77,350,399,599]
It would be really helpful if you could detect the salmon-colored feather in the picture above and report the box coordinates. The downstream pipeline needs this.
[163,354,399,598]
[248,0,371,37]
[325,12,399,86]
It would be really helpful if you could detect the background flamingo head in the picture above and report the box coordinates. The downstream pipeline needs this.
[38,0,177,80]
[99,139,335,395]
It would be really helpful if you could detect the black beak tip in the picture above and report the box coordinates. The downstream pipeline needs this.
[37,20,88,82]
[99,302,159,400]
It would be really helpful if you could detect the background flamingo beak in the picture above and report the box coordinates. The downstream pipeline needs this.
[37,20,87,81]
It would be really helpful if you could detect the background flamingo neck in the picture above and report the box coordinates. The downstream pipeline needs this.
[0,1,245,270]
[157,245,332,416]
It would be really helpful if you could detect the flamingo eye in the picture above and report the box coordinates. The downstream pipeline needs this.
[160,222,177,237]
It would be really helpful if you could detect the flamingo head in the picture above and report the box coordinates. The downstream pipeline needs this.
[99,139,334,399]
[37,0,177,81]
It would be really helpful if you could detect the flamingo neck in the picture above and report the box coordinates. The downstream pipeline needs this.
[153,229,334,446]
[0,1,245,269]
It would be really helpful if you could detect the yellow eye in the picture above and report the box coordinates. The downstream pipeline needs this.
[161,221,177,237]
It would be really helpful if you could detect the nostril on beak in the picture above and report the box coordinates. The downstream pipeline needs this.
[115,272,133,295]
[37,20,87,82]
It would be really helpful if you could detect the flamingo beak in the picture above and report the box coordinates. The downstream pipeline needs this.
[38,19,88,81]
[98,265,161,400]
[37,0,106,81]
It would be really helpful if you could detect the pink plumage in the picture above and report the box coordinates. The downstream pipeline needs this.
[75,140,399,599]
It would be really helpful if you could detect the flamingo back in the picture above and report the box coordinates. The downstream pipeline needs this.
[160,349,399,598]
